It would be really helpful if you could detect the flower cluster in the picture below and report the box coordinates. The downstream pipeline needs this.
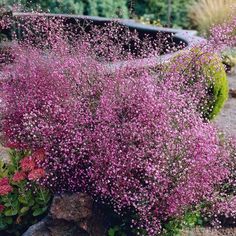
[0,177,13,196]
[0,149,46,196]
[19,149,46,181]
[202,137,236,225]
[0,149,51,234]
[12,171,26,182]
[208,16,236,52]
[0,204,4,213]
[0,15,235,235]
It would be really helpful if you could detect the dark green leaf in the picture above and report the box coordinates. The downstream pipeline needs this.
[32,206,47,217]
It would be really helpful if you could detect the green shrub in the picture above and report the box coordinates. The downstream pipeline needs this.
[169,49,228,120]
[133,0,194,28]
[107,210,204,236]
[3,0,129,18]
[0,149,51,236]
[201,56,228,120]
[163,210,204,236]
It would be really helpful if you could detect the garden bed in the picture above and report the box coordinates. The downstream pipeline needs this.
[0,11,236,236]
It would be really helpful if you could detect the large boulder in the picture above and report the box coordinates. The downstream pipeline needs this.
[22,193,106,236]
[50,193,93,221]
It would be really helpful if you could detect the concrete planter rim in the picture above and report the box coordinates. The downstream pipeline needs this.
[12,12,205,68]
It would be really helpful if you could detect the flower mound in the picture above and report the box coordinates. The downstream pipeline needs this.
[0,177,12,196]
[0,16,236,235]
[12,172,26,182]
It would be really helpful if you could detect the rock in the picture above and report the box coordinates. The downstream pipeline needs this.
[47,219,88,236]
[22,193,106,236]
[0,146,10,163]
[229,89,236,98]
[22,217,50,236]
[50,193,93,221]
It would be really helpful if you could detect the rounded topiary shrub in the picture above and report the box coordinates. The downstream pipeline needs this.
[168,49,228,120]
[201,56,228,120]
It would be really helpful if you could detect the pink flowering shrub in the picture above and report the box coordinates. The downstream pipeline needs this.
[201,137,236,226]
[0,15,235,235]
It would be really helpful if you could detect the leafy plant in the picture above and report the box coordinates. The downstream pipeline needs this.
[133,0,194,28]
[0,148,51,235]
[163,210,204,236]
[3,0,129,18]
[202,56,228,119]
[170,49,228,120]
[108,226,127,236]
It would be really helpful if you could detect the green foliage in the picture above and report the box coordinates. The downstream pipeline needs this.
[138,16,162,27]
[3,0,200,28]
[85,0,128,18]
[107,210,204,236]
[133,0,194,28]
[108,225,127,236]
[107,224,146,236]
[3,0,129,18]
[163,210,204,236]
[0,150,51,235]
[171,49,228,120]
[201,57,228,120]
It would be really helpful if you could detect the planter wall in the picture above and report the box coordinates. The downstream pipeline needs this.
[11,12,204,68]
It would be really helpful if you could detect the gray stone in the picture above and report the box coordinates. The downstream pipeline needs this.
[50,193,93,222]
[22,193,106,236]
[22,217,50,236]
[47,219,88,236]
[229,89,236,98]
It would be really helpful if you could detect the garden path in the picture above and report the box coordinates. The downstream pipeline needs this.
[214,68,236,137]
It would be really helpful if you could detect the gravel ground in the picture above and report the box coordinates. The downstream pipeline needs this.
[214,68,236,137]
[182,227,236,236]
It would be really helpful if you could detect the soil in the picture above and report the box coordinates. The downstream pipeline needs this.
[181,227,236,236]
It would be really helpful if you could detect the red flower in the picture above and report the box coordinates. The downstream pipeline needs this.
[0,204,4,212]
[0,177,9,186]
[28,168,46,181]
[20,156,36,172]
[32,148,46,162]
[0,185,13,196]
[4,140,23,149]
[12,172,26,182]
